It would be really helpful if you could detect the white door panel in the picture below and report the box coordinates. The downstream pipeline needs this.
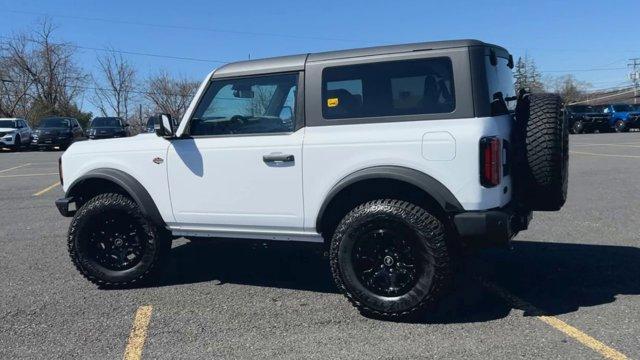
[167,130,304,229]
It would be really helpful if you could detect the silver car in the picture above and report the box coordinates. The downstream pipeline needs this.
[0,118,32,151]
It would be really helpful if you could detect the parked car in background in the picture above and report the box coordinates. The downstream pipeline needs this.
[602,104,640,132]
[565,105,610,134]
[32,117,85,150]
[0,118,32,151]
[87,117,128,139]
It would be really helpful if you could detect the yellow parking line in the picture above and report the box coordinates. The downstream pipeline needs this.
[570,151,640,159]
[0,172,58,178]
[484,281,628,360]
[0,163,31,173]
[123,305,153,360]
[572,143,640,148]
[33,181,60,196]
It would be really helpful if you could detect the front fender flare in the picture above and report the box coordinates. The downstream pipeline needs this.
[66,168,165,227]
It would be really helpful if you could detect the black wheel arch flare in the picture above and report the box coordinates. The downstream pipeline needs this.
[315,165,464,233]
[65,168,166,227]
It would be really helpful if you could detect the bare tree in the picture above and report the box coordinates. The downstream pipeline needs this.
[0,58,32,118]
[145,71,199,121]
[548,75,591,104]
[91,51,136,120]
[1,19,87,124]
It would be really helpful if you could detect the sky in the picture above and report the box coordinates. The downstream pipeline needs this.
[0,0,638,113]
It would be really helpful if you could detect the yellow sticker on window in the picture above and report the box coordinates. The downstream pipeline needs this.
[327,98,339,107]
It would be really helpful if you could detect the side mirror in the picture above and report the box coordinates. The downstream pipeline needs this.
[124,123,130,127]
[155,113,174,138]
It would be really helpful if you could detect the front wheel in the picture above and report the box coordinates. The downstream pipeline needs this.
[614,120,627,133]
[330,199,451,319]
[571,120,584,134]
[68,193,171,287]
[12,135,21,152]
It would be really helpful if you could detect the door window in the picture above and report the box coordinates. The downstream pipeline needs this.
[190,73,298,136]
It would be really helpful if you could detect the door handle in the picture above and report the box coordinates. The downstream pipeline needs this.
[263,153,294,163]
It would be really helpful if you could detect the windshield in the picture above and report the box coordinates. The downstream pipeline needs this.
[592,105,606,113]
[613,104,634,112]
[40,118,70,128]
[569,105,593,113]
[91,118,122,128]
[0,120,17,128]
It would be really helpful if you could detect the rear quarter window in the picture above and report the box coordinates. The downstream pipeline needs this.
[322,57,455,120]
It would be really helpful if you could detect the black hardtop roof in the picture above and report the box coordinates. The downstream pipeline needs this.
[213,39,506,78]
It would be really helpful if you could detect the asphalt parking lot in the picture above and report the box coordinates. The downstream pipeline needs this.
[1,134,639,360]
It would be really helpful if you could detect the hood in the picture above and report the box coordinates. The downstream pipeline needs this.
[572,112,608,116]
[64,133,168,155]
[0,127,18,133]
[36,127,71,132]
[90,126,124,132]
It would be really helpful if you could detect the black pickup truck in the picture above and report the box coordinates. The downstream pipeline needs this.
[566,105,610,134]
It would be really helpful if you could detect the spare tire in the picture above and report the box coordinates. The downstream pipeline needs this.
[515,93,568,211]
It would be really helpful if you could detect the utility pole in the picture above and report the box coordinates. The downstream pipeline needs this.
[629,58,640,104]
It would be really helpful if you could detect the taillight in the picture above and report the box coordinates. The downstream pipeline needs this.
[58,157,63,186]
[480,137,501,187]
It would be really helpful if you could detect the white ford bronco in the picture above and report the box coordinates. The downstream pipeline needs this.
[56,40,568,318]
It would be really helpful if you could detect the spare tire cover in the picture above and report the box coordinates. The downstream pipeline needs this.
[515,93,568,211]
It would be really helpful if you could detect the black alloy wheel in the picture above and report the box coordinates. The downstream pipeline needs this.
[84,211,146,271]
[352,226,422,297]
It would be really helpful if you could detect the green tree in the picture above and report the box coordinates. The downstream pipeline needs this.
[513,54,545,93]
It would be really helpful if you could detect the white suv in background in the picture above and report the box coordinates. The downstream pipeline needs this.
[0,118,32,151]
[55,40,568,319]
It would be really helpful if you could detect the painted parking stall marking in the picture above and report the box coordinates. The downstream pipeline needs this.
[483,281,628,360]
[33,181,60,196]
[123,305,153,360]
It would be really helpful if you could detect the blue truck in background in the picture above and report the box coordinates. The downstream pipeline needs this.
[602,104,640,132]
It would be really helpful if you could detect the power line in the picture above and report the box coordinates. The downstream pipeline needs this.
[568,88,636,105]
[0,35,231,64]
[2,9,367,44]
[543,66,627,73]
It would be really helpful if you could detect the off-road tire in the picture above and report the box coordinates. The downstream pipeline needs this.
[518,93,568,211]
[68,193,170,288]
[614,120,627,133]
[12,135,21,152]
[571,120,583,134]
[329,199,451,319]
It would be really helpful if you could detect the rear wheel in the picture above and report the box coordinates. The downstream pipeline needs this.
[330,199,451,319]
[68,193,170,287]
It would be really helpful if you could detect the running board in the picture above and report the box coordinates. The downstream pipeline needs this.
[169,225,324,243]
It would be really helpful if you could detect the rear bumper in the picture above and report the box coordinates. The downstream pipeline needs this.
[55,197,76,217]
[454,205,532,247]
